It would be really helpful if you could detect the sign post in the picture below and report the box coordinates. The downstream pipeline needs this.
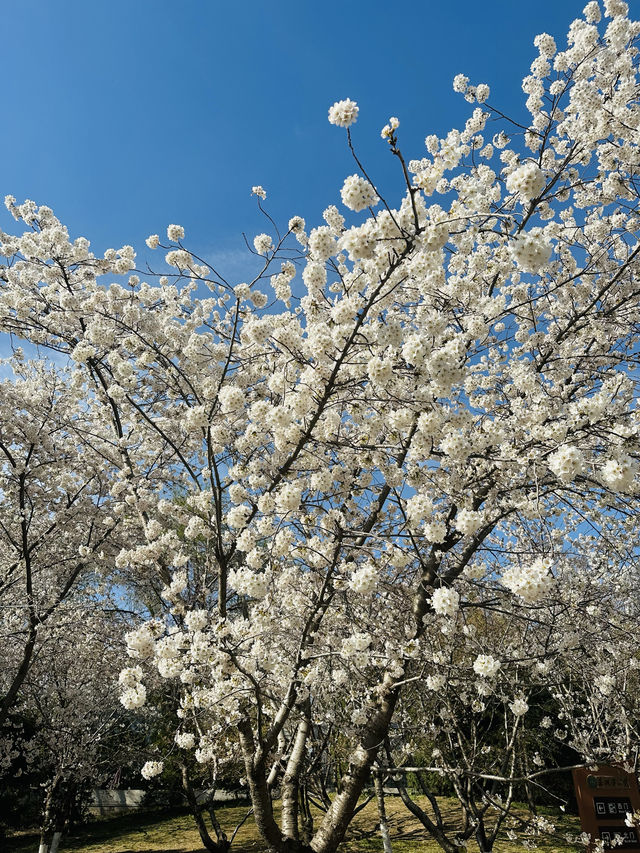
[573,766,640,850]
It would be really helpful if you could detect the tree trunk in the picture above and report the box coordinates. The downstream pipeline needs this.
[392,772,463,853]
[374,770,393,853]
[238,720,296,852]
[309,675,399,853]
[181,764,230,852]
[238,548,449,852]
[49,832,62,853]
[207,802,230,849]
[299,782,314,844]
[475,822,492,853]
[39,773,61,853]
[281,703,311,842]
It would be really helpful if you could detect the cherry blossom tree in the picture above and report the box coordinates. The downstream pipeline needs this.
[1,1,640,851]
[377,541,640,851]
[16,613,129,853]
[0,360,121,729]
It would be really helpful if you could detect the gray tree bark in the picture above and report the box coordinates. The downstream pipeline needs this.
[374,770,393,853]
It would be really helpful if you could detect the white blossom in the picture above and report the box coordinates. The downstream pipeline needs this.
[548,445,585,483]
[431,587,460,618]
[510,228,552,272]
[340,175,379,212]
[328,98,359,128]
[473,655,501,678]
[501,558,554,603]
[141,760,164,779]
[509,697,529,716]
[505,162,545,200]
[167,224,185,241]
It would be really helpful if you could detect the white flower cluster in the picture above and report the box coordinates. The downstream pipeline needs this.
[501,557,553,603]
[183,516,206,540]
[406,493,433,525]
[548,444,585,483]
[167,224,185,241]
[431,586,460,617]
[509,697,529,716]
[402,335,426,366]
[184,609,208,632]
[155,634,184,679]
[473,654,501,678]
[604,0,628,18]
[420,221,449,252]
[175,732,196,749]
[288,215,305,234]
[120,683,146,709]
[253,233,273,255]
[195,744,216,765]
[119,665,147,710]
[340,175,379,212]
[141,760,164,780]
[125,624,156,659]
[510,228,552,273]
[453,73,469,93]
[218,385,245,413]
[505,162,545,201]
[424,521,447,543]
[381,116,400,139]
[251,185,267,199]
[276,483,302,514]
[341,632,372,657]
[339,224,376,261]
[600,454,637,492]
[595,674,615,696]
[348,562,378,595]
[226,504,250,530]
[534,33,557,57]
[183,405,208,432]
[165,249,192,268]
[451,73,490,103]
[440,431,469,460]
[328,98,359,128]
[426,673,446,691]
[308,226,336,261]
[323,204,344,233]
[70,341,96,363]
[332,669,348,686]
[367,355,393,386]
[119,665,143,688]
[453,508,482,536]
[228,566,269,598]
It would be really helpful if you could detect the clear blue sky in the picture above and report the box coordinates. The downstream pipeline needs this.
[1,0,589,278]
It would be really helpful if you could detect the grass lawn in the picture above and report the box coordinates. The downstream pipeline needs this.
[7,797,581,852]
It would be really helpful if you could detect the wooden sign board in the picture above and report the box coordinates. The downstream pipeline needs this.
[573,766,640,850]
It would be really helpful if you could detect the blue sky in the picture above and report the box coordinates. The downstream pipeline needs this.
[1,0,590,278]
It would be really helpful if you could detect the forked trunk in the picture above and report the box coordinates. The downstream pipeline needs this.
[308,675,399,853]
[181,764,230,852]
[374,770,393,853]
[38,773,61,853]
[281,703,311,841]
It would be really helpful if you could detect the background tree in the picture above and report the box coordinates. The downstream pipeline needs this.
[0,360,121,727]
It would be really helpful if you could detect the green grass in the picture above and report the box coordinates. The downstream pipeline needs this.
[6,797,581,852]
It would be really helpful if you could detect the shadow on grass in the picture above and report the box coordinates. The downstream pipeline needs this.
[6,807,193,853]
